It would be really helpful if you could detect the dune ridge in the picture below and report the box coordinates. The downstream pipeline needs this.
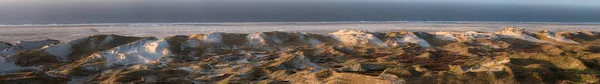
[1,27,599,83]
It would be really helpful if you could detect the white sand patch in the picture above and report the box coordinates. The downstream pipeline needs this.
[98,39,170,65]
[43,43,73,62]
[434,31,496,42]
[247,33,268,46]
[203,32,223,43]
[42,38,88,62]
[182,32,224,48]
[182,35,202,48]
[0,40,58,56]
[540,30,580,44]
[434,32,458,41]
[495,27,551,43]
[464,31,495,40]
[330,29,384,46]
[396,33,431,47]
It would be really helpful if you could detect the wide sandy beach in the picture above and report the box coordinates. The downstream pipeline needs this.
[2,22,600,43]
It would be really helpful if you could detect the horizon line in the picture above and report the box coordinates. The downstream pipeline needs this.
[3,20,600,27]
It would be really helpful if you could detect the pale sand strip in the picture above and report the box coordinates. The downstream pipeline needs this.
[1,22,599,43]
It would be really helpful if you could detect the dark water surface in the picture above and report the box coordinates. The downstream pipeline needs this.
[1,0,599,25]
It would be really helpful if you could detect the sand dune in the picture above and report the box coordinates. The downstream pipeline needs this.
[1,27,600,83]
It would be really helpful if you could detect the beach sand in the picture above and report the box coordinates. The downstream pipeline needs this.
[2,22,600,43]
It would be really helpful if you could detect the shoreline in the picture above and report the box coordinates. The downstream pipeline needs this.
[3,21,600,27]
[1,21,600,43]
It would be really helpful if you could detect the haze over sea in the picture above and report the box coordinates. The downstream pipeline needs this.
[1,0,600,25]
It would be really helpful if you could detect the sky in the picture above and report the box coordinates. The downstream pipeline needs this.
[0,0,599,24]
[1,0,598,7]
